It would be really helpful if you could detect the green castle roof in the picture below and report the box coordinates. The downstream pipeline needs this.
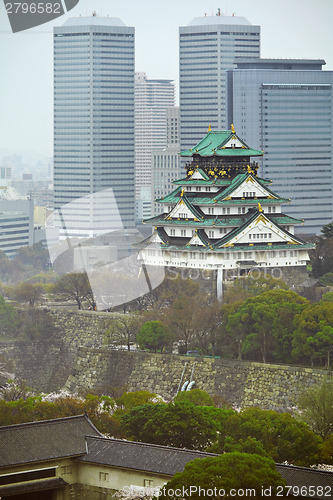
[180,130,263,158]
[156,173,288,205]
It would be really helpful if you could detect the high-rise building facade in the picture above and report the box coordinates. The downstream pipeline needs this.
[0,199,34,258]
[135,73,175,205]
[53,16,135,237]
[152,107,180,217]
[179,14,260,152]
[226,59,333,234]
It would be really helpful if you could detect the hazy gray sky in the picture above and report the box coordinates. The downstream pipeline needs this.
[1,0,333,158]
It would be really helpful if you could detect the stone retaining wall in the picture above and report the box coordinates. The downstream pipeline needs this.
[64,348,331,411]
[1,308,331,411]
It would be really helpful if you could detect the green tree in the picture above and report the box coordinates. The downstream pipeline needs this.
[297,379,333,439]
[121,401,219,450]
[0,393,121,437]
[226,290,308,363]
[321,221,333,238]
[223,274,288,304]
[116,390,160,410]
[137,320,173,352]
[223,436,269,458]
[309,236,333,278]
[321,291,333,303]
[319,272,333,286]
[221,407,321,466]
[292,302,333,367]
[174,389,215,407]
[54,272,91,309]
[160,453,286,499]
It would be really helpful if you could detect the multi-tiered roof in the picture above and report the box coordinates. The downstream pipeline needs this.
[138,128,313,270]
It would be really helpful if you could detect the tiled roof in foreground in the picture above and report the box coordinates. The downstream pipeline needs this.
[0,414,102,467]
[79,436,217,476]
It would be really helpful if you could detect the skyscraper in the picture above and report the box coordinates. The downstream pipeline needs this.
[151,107,180,216]
[53,16,135,238]
[135,73,175,218]
[226,59,333,234]
[179,14,260,152]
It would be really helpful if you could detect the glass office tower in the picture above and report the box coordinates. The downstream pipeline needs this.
[227,59,333,234]
[53,16,135,237]
[179,14,260,152]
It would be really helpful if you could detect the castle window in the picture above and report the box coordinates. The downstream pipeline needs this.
[99,472,109,481]
[179,213,186,218]
[208,230,214,238]
[170,229,175,236]
[61,466,72,475]
[144,480,154,488]
[208,207,214,215]
[181,229,187,237]
[197,186,201,192]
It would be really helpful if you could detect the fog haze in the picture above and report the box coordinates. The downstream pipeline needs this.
[1,0,333,158]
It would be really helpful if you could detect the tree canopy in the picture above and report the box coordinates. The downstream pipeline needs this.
[160,452,286,499]
[121,401,221,450]
[292,302,333,367]
[174,389,215,407]
[226,290,308,363]
[297,379,333,439]
[137,320,173,352]
[321,221,333,238]
[220,407,321,466]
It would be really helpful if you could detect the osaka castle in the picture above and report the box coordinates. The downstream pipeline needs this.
[138,127,313,288]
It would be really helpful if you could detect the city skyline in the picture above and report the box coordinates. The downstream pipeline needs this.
[1,0,333,158]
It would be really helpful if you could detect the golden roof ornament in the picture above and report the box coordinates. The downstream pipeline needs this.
[231,123,235,133]
[180,188,185,197]
[258,202,263,212]
[208,124,212,132]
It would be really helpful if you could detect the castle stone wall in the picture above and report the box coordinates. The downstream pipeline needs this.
[1,308,330,411]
